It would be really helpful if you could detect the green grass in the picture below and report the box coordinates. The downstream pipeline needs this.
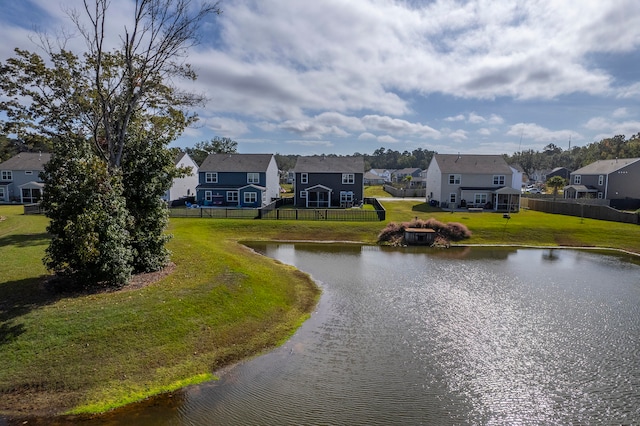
[1,201,640,417]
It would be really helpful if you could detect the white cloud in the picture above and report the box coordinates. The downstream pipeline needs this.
[507,123,580,148]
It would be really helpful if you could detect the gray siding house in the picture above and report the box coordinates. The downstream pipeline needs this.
[195,153,279,208]
[0,152,51,203]
[425,154,520,211]
[564,158,640,201]
[293,156,364,208]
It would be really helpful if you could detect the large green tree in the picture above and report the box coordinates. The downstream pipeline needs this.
[0,0,220,287]
[186,136,238,165]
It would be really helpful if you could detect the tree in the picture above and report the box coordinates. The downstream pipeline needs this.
[41,136,134,287]
[546,175,567,200]
[186,136,238,165]
[0,0,221,288]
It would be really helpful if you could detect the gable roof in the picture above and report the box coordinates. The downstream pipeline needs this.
[294,156,364,173]
[0,152,51,170]
[199,153,274,172]
[432,154,511,174]
[572,158,640,175]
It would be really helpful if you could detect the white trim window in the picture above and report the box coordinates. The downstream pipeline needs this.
[598,175,604,186]
[597,192,603,199]
[244,192,257,204]
[448,174,461,185]
[474,193,488,205]
[227,191,239,203]
[205,172,218,183]
[493,175,505,185]
[340,191,354,203]
[342,173,355,184]
[300,190,307,198]
[0,187,5,201]
[0,171,12,181]
[574,175,581,184]
[301,173,308,184]
[247,172,260,184]
[449,193,457,204]
[205,191,213,202]
[25,170,33,175]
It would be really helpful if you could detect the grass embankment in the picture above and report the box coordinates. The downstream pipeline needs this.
[2,200,640,418]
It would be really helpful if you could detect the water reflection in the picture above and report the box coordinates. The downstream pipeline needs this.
[22,246,640,425]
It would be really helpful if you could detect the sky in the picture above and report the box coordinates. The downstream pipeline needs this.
[1,0,639,156]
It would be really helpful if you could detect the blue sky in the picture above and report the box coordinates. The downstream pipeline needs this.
[1,0,639,156]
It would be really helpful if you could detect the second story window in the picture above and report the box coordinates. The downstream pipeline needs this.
[1,171,12,181]
[449,174,461,185]
[342,173,355,184]
[574,175,581,185]
[301,173,308,184]
[598,175,604,186]
[247,172,260,184]
[493,175,505,185]
[205,172,217,183]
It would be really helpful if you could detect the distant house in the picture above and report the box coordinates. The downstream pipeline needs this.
[163,152,198,204]
[547,167,571,182]
[509,164,525,189]
[529,169,550,184]
[0,152,51,203]
[564,158,640,201]
[369,168,393,182]
[364,171,386,185]
[195,153,280,208]
[425,154,520,212]
[392,168,422,184]
[293,156,364,208]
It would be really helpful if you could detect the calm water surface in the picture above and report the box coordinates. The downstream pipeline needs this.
[54,246,640,424]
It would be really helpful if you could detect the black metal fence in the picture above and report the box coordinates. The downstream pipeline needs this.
[168,207,260,219]
[169,197,386,222]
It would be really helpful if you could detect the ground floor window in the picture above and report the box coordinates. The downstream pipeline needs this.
[474,193,487,205]
[0,187,5,201]
[227,191,239,202]
[244,192,257,204]
[340,191,354,202]
[21,188,42,204]
[449,193,457,204]
[205,191,212,202]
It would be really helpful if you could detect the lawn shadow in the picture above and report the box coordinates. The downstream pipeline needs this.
[0,232,50,248]
[411,203,442,213]
[0,275,69,346]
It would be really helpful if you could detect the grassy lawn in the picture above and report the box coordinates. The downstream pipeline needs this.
[1,201,640,417]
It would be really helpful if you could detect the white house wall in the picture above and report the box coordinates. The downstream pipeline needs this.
[265,156,280,204]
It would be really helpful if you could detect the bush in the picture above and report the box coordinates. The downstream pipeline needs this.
[377,217,471,246]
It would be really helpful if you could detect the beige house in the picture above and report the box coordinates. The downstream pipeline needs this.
[425,154,521,212]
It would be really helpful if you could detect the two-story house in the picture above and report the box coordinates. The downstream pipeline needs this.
[195,153,279,208]
[0,152,51,203]
[293,156,364,208]
[564,158,640,201]
[163,152,199,204]
[425,154,520,211]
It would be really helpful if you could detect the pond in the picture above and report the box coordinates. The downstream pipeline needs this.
[44,245,640,424]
